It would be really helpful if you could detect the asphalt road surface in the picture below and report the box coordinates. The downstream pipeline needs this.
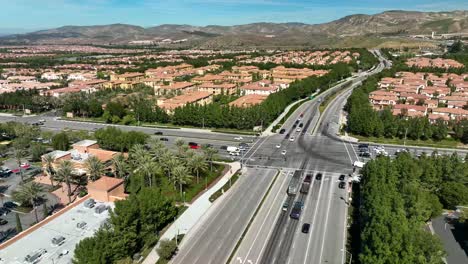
[171,167,277,264]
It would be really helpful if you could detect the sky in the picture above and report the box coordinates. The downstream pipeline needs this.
[0,0,466,32]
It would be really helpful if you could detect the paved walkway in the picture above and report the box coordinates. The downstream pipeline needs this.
[142,161,241,264]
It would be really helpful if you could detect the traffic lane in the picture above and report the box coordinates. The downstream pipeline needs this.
[304,173,334,264]
[288,171,323,264]
[192,168,276,264]
[172,168,277,264]
[230,170,292,264]
[321,174,349,264]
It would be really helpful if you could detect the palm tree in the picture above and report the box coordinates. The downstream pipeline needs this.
[172,165,193,201]
[55,160,74,204]
[85,156,105,181]
[130,144,149,167]
[147,138,167,161]
[14,148,26,182]
[139,155,161,187]
[12,182,45,222]
[202,146,218,171]
[188,155,207,184]
[42,153,56,186]
[112,154,129,179]
[174,138,187,157]
[163,154,180,184]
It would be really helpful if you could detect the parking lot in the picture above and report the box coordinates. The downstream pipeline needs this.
[0,199,113,264]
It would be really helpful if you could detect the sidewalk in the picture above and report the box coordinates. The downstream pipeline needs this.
[142,161,241,264]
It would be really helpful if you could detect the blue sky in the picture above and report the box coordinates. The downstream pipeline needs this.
[1,0,466,32]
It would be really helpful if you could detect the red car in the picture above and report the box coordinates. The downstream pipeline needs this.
[300,113,304,117]
[190,145,200,149]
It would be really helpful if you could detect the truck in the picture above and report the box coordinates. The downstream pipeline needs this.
[300,182,310,194]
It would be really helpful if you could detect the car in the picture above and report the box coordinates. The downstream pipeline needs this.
[3,201,17,209]
[338,182,346,189]
[315,173,322,180]
[279,129,286,134]
[20,162,30,169]
[301,223,310,233]
[2,168,11,174]
[296,128,301,132]
[204,144,213,148]
[285,133,290,138]
[299,123,304,128]
[220,146,228,150]
[281,150,287,155]
[84,199,96,208]
[292,124,297,128]
[282,201,289,211]
[289,136,295,142]
[190,145,200,149]
[359,151,371,157]
[276,144,281,148]
[0,207,11,216]
[358,143,369,149]
[154,131,163,135]
[76,221,87,229]
[160,137,169,142]
[304,174,312,183]
[234,136,243,141]
[0,218,7,225]
[239,142,249,148]
[295,120,300,124]
[339,174,346,181]
[300,113,304,118]
[38,119,46,123]
[51,235,66,246]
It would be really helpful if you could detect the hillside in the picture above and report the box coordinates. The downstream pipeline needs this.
[1,10,467,48]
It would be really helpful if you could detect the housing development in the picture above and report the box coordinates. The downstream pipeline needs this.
[0,3,467,264]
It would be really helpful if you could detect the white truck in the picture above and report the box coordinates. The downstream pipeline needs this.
[227,146,240,156]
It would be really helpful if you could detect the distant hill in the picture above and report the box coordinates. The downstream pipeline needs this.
[1,10,467,48]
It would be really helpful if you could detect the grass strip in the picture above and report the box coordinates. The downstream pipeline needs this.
[209,171,241,202]
[351,134,461,149]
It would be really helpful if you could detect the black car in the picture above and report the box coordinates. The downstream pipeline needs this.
[159,137,169,142]
[154,131,163,135]
[285,133,291,139]
[315,173,322,180]
[302,223,310,233]
[0,219,7,226]
[292,124,297,128]
[339,174,346,181]
[295,120,300,124]
[359,151,371,157]
[338,182,346,189]
[299,123,304,128]
[3,201,17,209]
[0,208,10,216]
[304,174,312,183]
[358,143,369,149]
[220,146,228,150]
[279,129,286,134]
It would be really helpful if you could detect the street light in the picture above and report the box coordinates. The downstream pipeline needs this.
[341,249,352,264]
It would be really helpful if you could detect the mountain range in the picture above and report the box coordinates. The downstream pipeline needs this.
[1,10,467,48]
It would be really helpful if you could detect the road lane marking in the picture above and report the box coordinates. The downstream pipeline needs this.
[241,171,291,264]
[303,171,325,264]
[318,175,335,264]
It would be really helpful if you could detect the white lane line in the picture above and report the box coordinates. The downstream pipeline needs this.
[240,171,291,264]
[318,175,335,264]
[341,138,354,165]
[303,172,325,264]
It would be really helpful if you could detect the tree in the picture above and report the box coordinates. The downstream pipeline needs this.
[187,155,207,184]
[202,146,218,171]
[112,154,129,179]
[42,153,56,186]
[15,213,22,233]
[12,182,45,222]
[85,156,105,182]
[42,202,48,219]
[157,239,178,261]
[174,138,187,157]
[30,143,46,162]
[14,148,26,182]
[55,160,74,204]
[172,165,192,201]
[439,182,468,209]
[52,132,70,151]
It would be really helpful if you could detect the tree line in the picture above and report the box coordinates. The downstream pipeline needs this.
[357,152,468,263]
[345,69,468,143]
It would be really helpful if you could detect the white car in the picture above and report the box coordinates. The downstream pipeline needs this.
[296,128,301,132]
[234,136,243,141]
[38,119,46,123]
[289,136,295,142]
[281,150,287,155]
[276,144,281,148]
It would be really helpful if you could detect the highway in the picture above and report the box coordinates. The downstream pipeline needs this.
[171,168,277,264]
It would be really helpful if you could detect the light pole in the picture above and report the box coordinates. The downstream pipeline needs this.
[404,127,408,146]
[183,191,186,205]
[341,249,352,264]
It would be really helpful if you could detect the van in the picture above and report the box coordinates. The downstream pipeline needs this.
[300,182,310,194]
[52,235,66,246]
